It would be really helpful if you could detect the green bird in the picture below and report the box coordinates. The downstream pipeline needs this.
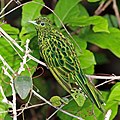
[30,17,105,112]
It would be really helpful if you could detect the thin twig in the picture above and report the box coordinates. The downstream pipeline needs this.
[95,79,115,88]
[17,39,30,75]
[86,75,120,80]
[46,105,64,120]
[86,74,120,88]
[0,102,47,114]
[95,1,105,15]
[0,0,13,15]
[112,0,120,28]
[0,2,30,19]
[95,0,113,15]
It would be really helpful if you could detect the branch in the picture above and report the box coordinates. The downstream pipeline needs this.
[86,74,120,80]
[113,0,120,28]
[86,74,120,87]
[95,0,112,15]
[17,39,30,75]
[0,0,13,15]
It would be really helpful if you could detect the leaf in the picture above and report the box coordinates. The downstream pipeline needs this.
[21,0,44,26]
[4,114,12,120]
[14,76,32,99]
[0,101,10,119]
[57,100,81,120]
[0,104,8,119]
[50,96,62,106]
[107,83,120,103]
[64,4,89,25]
[83,65,94,74]
[104,101,118,120]
[20,0,44,45]
[67,16,109,33]
[1,23,19,34]
[54,0,81,27]
[78,50,96,69]
[71,89,86,107]
[70,35,87,53]
[80,28,120,58]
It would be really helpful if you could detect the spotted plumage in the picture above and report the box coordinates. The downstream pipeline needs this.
[30,17,105,112]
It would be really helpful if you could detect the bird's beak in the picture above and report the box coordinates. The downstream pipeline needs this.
[28,20,38,26]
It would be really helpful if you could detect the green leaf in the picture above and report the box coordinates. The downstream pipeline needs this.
[21,0,44,26]
[64,4,89,25]
[0,102,10,119]
[54,0,81,27]
[71,89,86,107]
[19,26,37,45]
[0,33,20,96]
[107,83,120,102]
[50,96,62,106]
[79,50,96,69]
[67,16,109,33]
[14,76,32,99]
[20,0,44,45]
[57,100,81,120]
[83,65,94,74]
[1,23,19,34]
[4,114,12,120]
[104,101,118,120]
[80,28,120,58]
[70,35,87,53]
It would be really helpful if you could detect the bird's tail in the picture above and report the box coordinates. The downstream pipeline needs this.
[76,70,105,112]
[86,80,105,112]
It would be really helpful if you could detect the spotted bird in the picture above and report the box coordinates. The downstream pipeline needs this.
[30,17,105,112]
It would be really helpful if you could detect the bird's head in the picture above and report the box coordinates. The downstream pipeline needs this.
[29,17,52,31]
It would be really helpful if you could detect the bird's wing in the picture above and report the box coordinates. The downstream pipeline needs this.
[41,35,82,92]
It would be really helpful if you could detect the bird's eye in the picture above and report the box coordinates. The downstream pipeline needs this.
[40,22,45,26]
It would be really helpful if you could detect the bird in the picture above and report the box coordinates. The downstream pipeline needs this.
[29,17,105,112]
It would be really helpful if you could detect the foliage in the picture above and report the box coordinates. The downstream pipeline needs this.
[0,0,120,119]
